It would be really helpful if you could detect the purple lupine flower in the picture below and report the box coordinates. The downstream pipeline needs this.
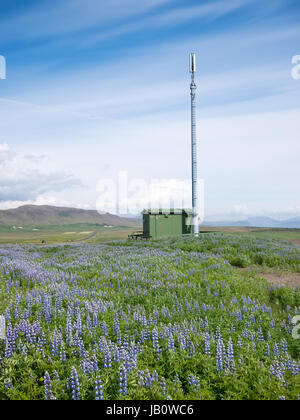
[204,332,211,355]
[60,342,67,362]
[189,341,195,358]
[95,378,104,400]
[188,374,200,391]
[264,344,270,357]
[273,342,280,357]
[137,370,145,386]
[281,339,288,355]
[216,338,225,372]
[145,370,154,388]
[173,374,182,392]
[258,327,265,342]
[92,352,99,372]
[152,327,161,360]
[70,367,81,400]
[4,379,12,390]
[226,338,235,373]
[160,377,167,396]
[44,372,55,400]
[168,335,175,352]
[292,361,299,376]
[237,338,243,348]
[152,370,159,383]
[104,345,112,368]
[270,358,286,386]
[215,326,221,341]
[119,364,128,396]
[53,371,60,381]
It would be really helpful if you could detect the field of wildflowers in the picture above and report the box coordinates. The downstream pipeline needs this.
[0,233,299,400]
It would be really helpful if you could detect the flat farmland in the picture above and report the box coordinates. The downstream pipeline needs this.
[0,224,137,244]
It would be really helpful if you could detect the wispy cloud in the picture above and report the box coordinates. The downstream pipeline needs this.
[0,0,173,41]
[76,0,256,46]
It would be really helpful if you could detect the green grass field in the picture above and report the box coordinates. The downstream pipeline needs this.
[0,224,137,244]
[200,226,300,244]
[0,224,299,246]
[0,232,299,400]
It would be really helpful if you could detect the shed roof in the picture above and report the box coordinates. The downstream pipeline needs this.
[142,208,192,215]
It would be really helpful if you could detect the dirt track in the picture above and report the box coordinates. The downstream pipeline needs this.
[75,231,97,242]
[289,239,300,248]
[261,271,300,289]
[237,266,300,289]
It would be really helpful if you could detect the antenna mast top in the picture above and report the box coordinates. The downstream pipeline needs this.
[189,53,196,73]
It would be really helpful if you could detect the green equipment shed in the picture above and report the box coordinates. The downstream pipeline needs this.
[142,209,192,240]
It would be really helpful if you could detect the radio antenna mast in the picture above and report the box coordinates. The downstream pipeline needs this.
[189,53,199,235]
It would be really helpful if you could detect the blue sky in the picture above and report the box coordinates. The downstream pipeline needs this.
[0,0,299,219]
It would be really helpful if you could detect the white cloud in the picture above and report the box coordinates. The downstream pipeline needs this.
[232,204,250,215]
[0,144,80,202]
[0,196,92,211]
[0,143,15,162]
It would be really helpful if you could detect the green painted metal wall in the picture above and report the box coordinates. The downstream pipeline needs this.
[143,210,192,239]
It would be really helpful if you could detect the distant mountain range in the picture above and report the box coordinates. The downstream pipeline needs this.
[0,205,141,228]
[203,216,300,229]
[0,205,299,230]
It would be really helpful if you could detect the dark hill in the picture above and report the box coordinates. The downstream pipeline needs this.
[0,205,140,227]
